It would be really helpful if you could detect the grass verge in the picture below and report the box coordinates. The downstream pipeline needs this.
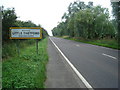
[2,38,48,88]
[61,36,119,50]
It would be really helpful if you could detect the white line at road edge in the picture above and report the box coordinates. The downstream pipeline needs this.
[102,53,117,59]
[49,37,93,90]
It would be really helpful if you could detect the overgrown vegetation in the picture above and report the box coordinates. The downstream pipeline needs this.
[1,6,48,43]
[2,6,49,58]
[2,6,49,88]
[3,38,48,88]
[62,36,119,49]
[52,1,119,49]
[2,40,34,59]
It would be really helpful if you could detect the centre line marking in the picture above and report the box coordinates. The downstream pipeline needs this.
[102,53,117,59]
[49,37,93,90]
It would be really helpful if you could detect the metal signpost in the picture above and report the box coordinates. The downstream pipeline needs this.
[10,27,42,55]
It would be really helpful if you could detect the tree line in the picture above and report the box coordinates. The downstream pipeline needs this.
[52,1,119,40]
[1,6,48,43]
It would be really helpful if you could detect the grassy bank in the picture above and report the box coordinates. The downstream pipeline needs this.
[62,36,119,50]
[2,38,48,88]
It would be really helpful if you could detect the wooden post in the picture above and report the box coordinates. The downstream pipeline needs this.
[36,39,38,54]
[15,40,20,56]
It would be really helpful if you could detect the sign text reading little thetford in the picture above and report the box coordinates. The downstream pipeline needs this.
[10,27,42,39]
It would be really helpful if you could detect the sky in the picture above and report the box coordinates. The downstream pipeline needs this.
[1,0,112,36]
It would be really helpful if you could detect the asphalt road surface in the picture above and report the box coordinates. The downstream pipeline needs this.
[49,37,118,88]
[45,39,86,88]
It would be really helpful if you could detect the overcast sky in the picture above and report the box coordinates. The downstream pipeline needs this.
[1,0,112,36]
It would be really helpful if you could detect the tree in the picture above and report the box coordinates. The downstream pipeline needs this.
[111,1,119,39]
[52,1,116,40]
[2,6,48,43]
[111,2,120,21]
[2,7,17,42]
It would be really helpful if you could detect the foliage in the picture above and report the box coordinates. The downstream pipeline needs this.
[111,2,120,21]
[63,36,119,49]
[1,6,49,43]
[2,6,49,58]
[111,2,119,40]
[2,38,48,88]
[52,1,117,40]
[2,6,49,88]
[14,20,37,27]
[2,40,35,59]
[2,7,17,41]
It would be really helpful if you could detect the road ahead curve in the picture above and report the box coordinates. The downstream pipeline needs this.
[49,37,118,88]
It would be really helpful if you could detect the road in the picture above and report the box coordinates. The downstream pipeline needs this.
[45,38,86,88]
[49,37,118,88]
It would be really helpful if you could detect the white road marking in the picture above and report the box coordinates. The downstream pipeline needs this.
[76,44,80,47]
[49,37,93,90]
[102,53,117,59]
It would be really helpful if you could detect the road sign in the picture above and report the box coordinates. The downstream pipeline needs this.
[10,27,42,39]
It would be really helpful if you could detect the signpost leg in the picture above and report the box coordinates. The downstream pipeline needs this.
[36,39,38,54]
[15,40,20,57]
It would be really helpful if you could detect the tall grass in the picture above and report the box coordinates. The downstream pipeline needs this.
[2,38,48,88]
[62,36,119,49]
[2,40,35,59]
